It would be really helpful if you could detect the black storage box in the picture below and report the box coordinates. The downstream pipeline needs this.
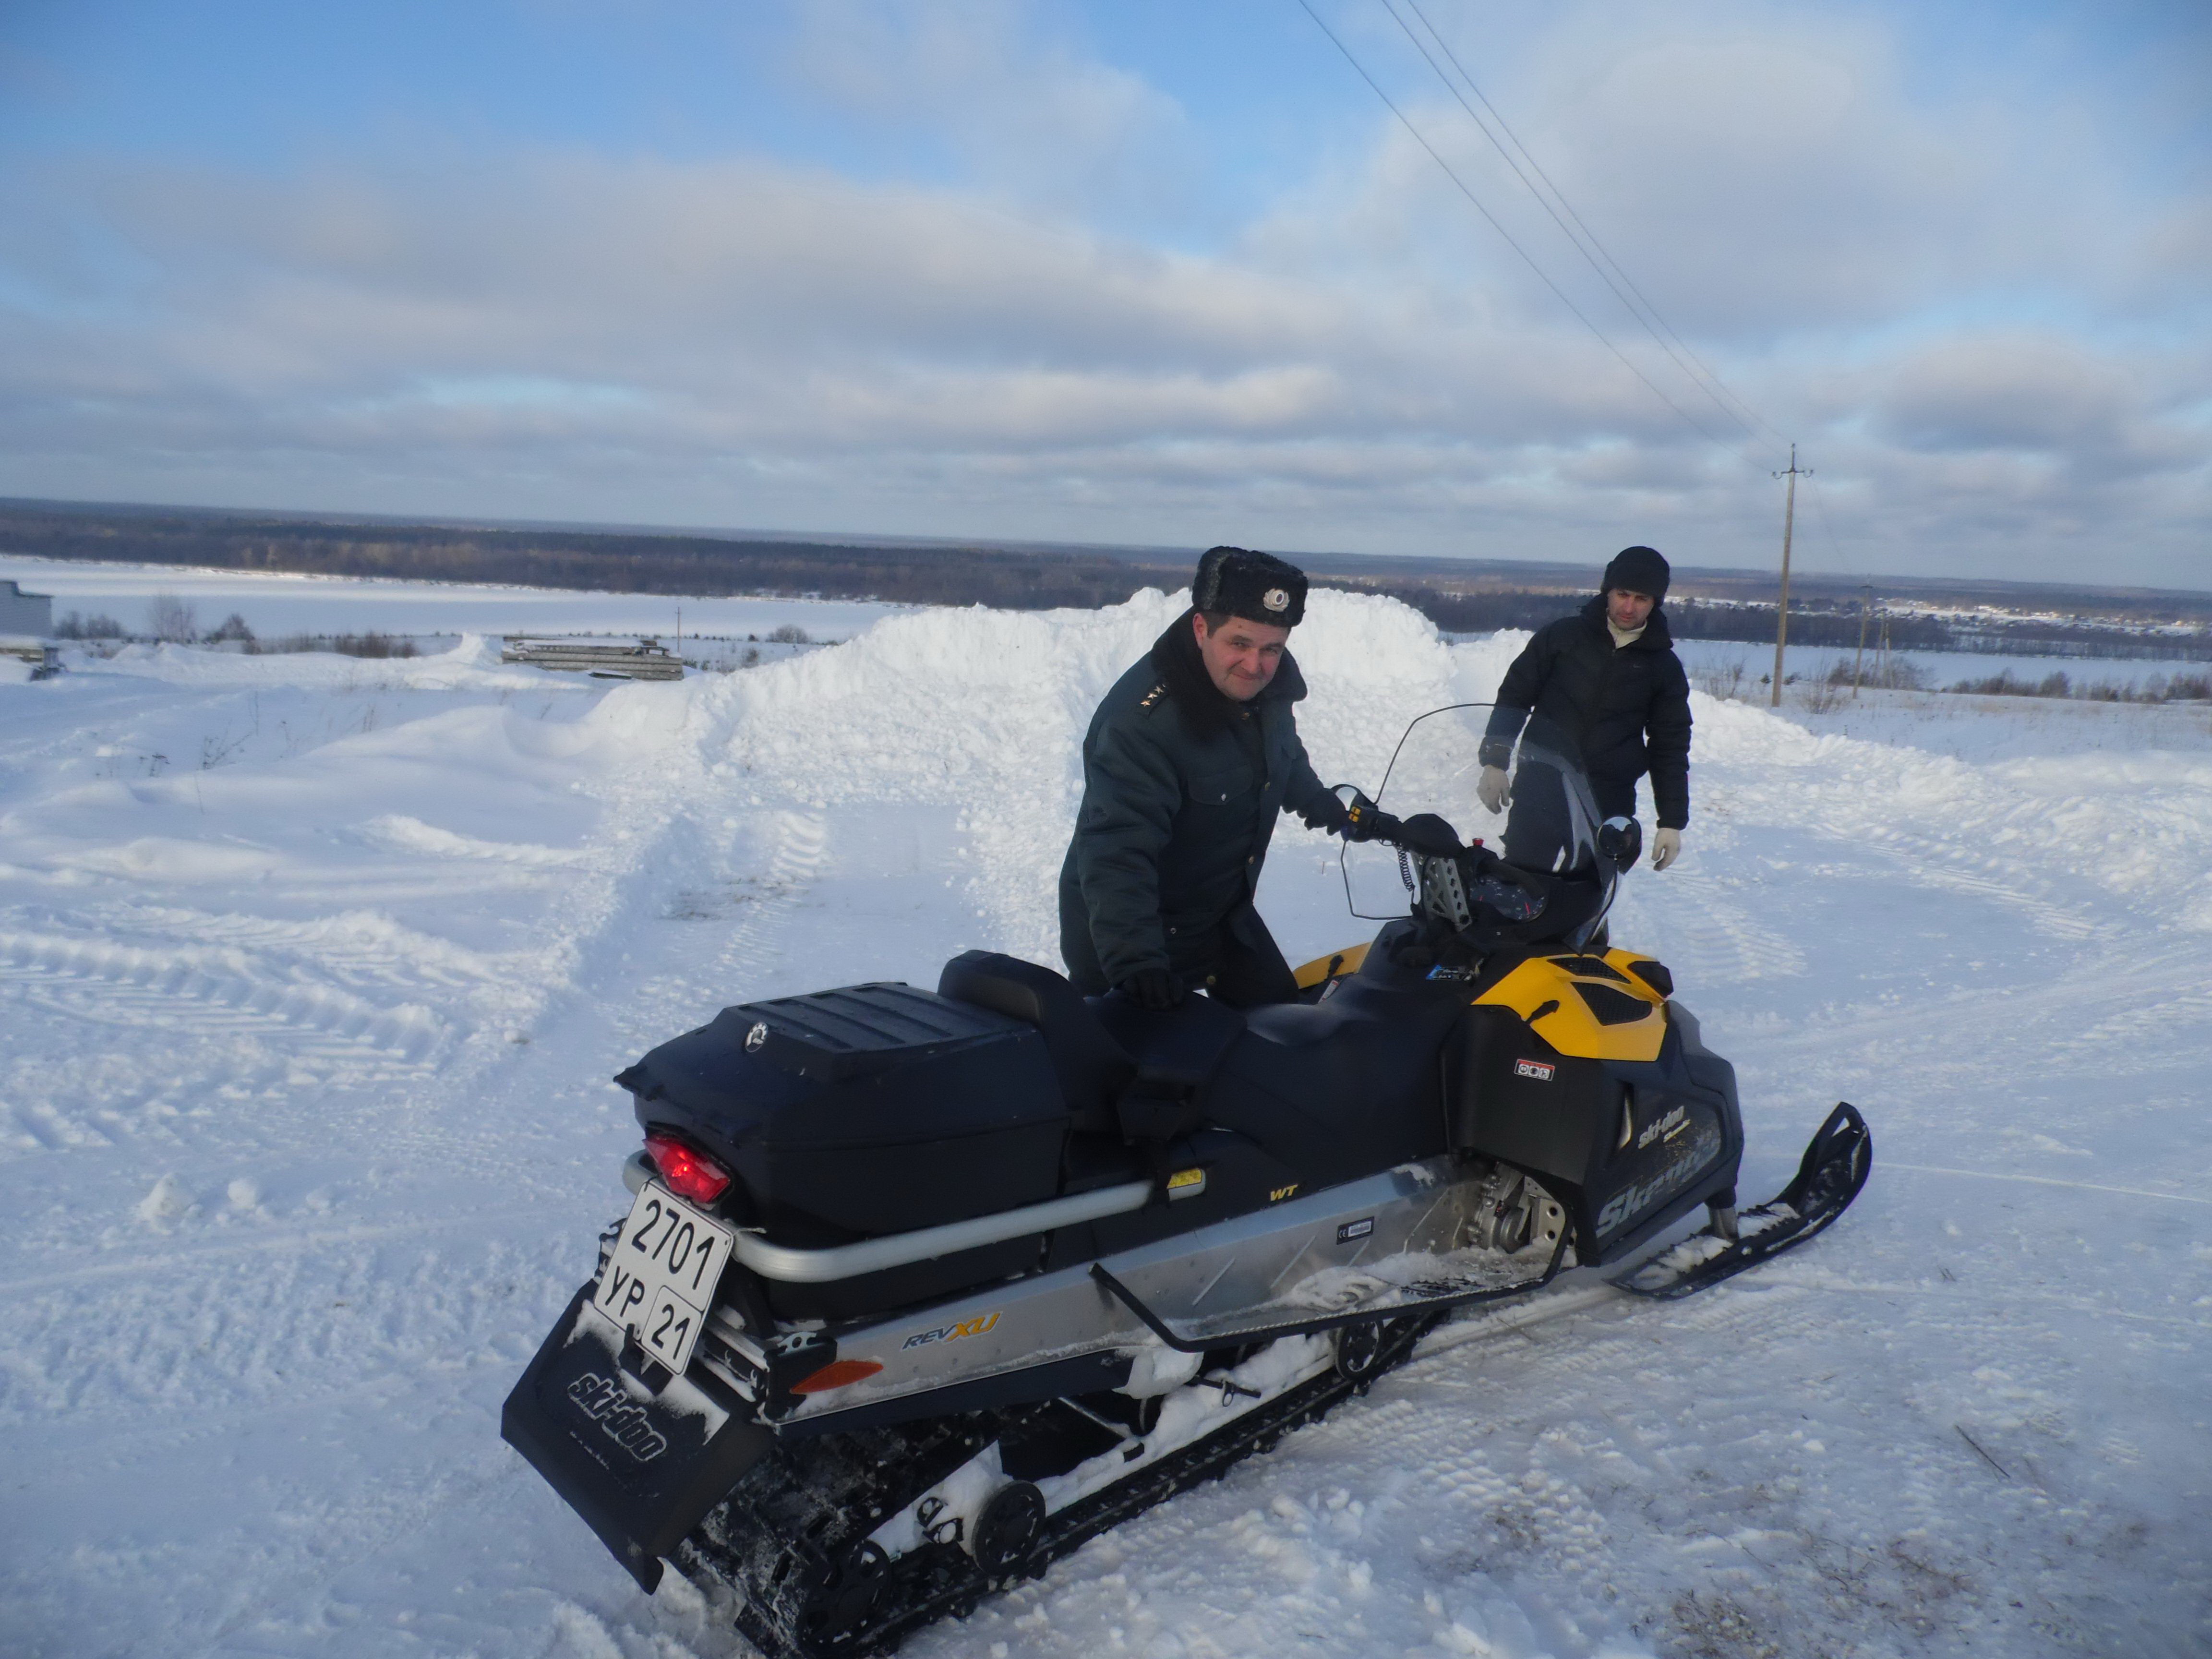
[616,982,1069,1240]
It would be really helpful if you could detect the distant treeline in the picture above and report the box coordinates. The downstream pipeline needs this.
[1367,582,2210,661]
[7,503,2206,660]
[1368,584,1951,649]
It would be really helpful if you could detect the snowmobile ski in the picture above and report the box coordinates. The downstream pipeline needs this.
[1613,1101,1872,1299]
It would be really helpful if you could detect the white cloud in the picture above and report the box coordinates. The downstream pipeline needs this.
[0,1,2205,584]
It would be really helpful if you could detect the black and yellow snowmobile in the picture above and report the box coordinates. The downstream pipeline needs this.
[502,705,1870,1658]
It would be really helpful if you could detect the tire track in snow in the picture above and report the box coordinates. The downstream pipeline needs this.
[0,929,447,1062]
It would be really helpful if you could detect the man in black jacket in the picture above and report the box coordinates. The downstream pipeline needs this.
[1060,547,1442,1010]
[1478,545,1693,871]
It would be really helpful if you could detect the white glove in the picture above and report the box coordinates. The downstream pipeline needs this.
[1476,766,1510,815]
[1651,827,1683,871]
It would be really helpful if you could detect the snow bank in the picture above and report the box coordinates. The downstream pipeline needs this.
[698,587,1462,962]
[80,634,569,691]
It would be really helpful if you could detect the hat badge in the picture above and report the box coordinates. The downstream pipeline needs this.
[1262,587,1290,613]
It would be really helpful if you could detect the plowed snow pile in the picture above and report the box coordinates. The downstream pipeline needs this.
[1,589,2206,1659]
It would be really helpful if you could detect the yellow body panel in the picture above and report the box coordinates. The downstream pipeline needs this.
[1292,941,1371,989]
[1295,937,1670,1063]
[1472,949,1670,1063]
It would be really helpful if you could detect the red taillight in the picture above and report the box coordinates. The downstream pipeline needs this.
[644,1131,732,1205]
[791,1359,884,1395]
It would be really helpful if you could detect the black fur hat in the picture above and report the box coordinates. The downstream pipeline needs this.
[1601,544,1671,603]
[1192,545,1308,627]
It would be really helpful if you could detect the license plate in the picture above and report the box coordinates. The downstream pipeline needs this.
[592,1183,734,1378]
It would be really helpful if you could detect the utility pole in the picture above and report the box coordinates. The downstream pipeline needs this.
[1852,581,1872,697]
[1770,444,1810,709]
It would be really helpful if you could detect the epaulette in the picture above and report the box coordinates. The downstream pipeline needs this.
[1136,681,1169,713]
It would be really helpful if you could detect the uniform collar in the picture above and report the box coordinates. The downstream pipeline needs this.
[1150,613,1307,737]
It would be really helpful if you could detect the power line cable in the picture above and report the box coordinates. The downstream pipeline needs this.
[1293,0,1766,468]
[1803,472,1859,575]
[1389,0,1791,456]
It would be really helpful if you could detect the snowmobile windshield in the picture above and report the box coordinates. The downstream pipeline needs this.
[1342,705,1611,935]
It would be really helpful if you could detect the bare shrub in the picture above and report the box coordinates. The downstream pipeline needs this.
[1801,676,1848,713]
[204,612,255,644]
[1952,669,2071,698]
[330,632,416,658]
[53,611,125,639]
[1694,661,1749,701]
[147,593,198,643]
[766,623,811,645]
[242,632,416,658]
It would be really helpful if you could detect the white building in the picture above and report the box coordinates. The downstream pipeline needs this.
[0,579,53,637]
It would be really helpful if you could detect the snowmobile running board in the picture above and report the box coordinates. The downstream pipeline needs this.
[1088,1226,1572,1353]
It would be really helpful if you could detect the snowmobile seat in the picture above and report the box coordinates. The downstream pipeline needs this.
[1195,973,1469,1184]
[1091,991,1247,1093]
[937,951,1133,1135]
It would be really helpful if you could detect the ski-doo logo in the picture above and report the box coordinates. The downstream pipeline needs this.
[1637,1106,1687,1150]
[902,1311,1000,1351]
[1593,1155,1700,1238]
[565,1370,669,1463]
[1514,1059,1555,1082]
[745,1021,769,1052]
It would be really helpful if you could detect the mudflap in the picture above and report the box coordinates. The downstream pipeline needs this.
[501,1283,776,1592]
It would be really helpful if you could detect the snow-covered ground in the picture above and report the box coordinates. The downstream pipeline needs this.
[1670,635,2212,700]
[1,589,2207,1659]
[0,555,905,643]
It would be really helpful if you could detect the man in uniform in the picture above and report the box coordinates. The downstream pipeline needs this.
[1060,546,1443,1010]
[1478,544,1692,871]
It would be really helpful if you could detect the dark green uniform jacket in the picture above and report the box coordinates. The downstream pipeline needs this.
[1059,615,1340,993]
[1479,595,1693,829]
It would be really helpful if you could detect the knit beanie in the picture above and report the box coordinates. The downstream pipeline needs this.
[1601,545,1671,603]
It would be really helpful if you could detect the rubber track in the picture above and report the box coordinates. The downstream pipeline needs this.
[679,1312,1446,1659]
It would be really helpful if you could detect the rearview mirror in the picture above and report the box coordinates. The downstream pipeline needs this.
[1598,815,1643,871]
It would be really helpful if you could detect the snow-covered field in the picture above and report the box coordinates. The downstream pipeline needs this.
[2,587,2208,1659]
[1670,635,2212,701]
[0,555,905,643]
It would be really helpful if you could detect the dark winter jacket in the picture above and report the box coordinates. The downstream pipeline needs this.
[1059,615,1341,991]
[1480,596,1693,828]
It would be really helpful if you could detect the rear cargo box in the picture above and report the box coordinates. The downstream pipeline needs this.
[615,982,1068,1240]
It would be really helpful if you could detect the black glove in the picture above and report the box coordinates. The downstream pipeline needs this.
[1364,809,1462,858]
[1117,966,1185,1010]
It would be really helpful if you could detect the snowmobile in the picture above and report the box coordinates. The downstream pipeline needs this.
[502,705,1870,1658]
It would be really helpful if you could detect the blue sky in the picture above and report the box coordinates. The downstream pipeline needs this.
[2,0,2207,584]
